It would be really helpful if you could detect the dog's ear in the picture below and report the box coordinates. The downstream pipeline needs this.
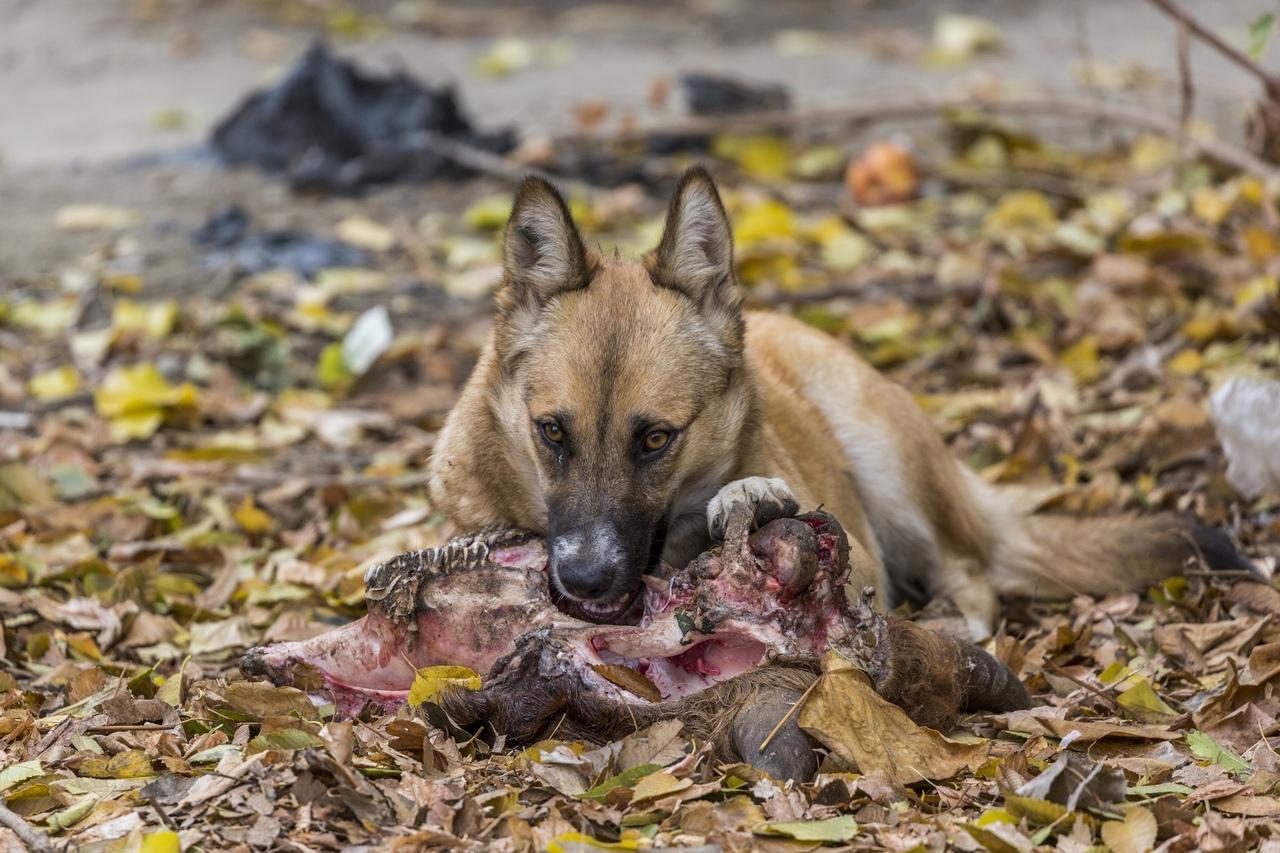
[495,176,593,358]
[649,167,743,352]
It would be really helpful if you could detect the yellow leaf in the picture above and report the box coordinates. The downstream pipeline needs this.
[1101,806,1157,853]
[66,633,102,661]
[95,363,198,418]
[462,194,513,231]
[234,495,273,534]
[733,199,796,248]
[54,204,141,231]
[0,554,29,588]
[1234,275,1278,308]
[810,218,873,271]
[798,653,987,783]
[547,833,640,852]
[629,770,691,804]
[97,363,198,417]
[1002,792,1067,826]
[931,13,1003,62]
[1130,135,1177,172]
[95,362,198,443]
[1060,336,1101,383]
[1116,678,1179,722]
[141,830,181,853]
[106,749,155,779]
[112,299,179,340]
[336,216,396,251]
[104,272,144,293]
[1242,225,1279,261]
[1191,185,1230,225]
[10,298,79,336]
[592,664,661,702]
[472,37,546,77]
[1183,308,1241,344]
[1166,349,1203,376]
[712,134,790,181]
[408,665,481,706]
[109,411,165,442]
[984,190,1056,237]
[28,365,82,402]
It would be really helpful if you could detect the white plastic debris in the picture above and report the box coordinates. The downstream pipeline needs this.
[342,305,393,376]
[1210,376,1280,499]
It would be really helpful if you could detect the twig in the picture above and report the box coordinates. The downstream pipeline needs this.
[580,95,1280,180]
[85,724,175,733]
[0,802,52,853]
[1144,0,1280,97]
[1044,664,1144,722]
[756,676,821,754]
[1177,21,1194,138]
[753,275,941,307]
[422,131,603,198]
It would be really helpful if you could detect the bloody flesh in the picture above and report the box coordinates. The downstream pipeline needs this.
[242,511,855,713]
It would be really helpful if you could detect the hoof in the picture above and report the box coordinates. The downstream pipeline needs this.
[730,690,818,781]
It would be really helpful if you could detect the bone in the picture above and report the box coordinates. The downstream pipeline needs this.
[242,508,1033,778]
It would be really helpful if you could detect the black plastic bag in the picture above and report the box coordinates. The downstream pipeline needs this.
[211,41,514,194]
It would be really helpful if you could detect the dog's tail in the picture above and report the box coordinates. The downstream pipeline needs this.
[972,478,1258,600]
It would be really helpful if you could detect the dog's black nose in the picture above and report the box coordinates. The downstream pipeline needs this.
[553,555,613,599]
[549,526,625,600]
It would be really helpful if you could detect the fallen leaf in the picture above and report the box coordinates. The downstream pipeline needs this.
[1101,806,1158,853]
[930,13,1003,63]
[629,770,691,804]
[336,216,396,251]
[408,665,482,706]
[799,653,987,783]
[28,365,82,401]
[592,664,661,702]
[1186,730,1251,777]
[54,204,141,231]
[759,815,858,841]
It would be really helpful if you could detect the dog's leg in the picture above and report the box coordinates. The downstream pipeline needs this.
[706,476,799,540]
[930,557,998,641]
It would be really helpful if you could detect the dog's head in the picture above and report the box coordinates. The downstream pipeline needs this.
[491,168,749,620]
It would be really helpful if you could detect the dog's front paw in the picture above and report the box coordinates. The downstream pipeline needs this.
[706,476,799,540]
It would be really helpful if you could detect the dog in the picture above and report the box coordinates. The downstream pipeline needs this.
[428,167,1252,637]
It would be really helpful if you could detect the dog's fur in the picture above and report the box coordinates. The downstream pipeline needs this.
[428,167,1252,636]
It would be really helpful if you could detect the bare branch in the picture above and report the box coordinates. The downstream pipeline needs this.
[579,95,1280,180]
[1144,0,1280,96]
[1177,22,1194,137]
[0,802,52,853]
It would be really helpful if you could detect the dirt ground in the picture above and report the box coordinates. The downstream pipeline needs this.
[0,0,1271,289]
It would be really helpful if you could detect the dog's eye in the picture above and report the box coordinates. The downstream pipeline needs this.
[540,421,564,444]
[643,430,671,453]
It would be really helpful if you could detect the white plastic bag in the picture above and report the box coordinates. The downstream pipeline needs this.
[1210,376,1280,499]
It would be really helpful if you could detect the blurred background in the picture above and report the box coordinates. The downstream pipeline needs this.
[1,0,1275,281]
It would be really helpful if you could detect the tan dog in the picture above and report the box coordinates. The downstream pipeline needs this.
[428,167,1251,636]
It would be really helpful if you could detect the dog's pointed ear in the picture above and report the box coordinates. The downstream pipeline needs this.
[500,176,591,308]
[649,167,743,352]
[495,176,593,364]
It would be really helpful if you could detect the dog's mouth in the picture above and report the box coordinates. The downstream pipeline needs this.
[551,518,669,625]
[554,584,643,623]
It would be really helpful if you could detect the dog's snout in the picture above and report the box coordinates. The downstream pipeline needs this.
[550,526,626,600]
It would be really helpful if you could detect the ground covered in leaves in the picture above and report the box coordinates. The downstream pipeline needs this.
[3,94,1280,851]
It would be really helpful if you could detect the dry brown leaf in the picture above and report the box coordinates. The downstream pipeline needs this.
[993,707,1177,743]
[1101,806,1158,853]
[798,653,987,783]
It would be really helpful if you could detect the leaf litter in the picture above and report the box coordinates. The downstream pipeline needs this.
[3,39,1280,853]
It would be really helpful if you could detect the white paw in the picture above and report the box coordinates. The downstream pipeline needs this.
[706,476,799,540]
